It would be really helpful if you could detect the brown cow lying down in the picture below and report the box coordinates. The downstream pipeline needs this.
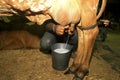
[0,0,107,80]
[0,31,40,50]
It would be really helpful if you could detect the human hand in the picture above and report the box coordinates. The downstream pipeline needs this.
[55,25,69,35]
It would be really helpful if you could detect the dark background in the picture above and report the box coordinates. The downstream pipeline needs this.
[102,0,120,22]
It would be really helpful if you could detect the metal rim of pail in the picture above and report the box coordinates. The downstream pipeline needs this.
[51,43,73,51]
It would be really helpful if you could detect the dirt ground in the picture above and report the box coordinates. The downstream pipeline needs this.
[0,47,120,80]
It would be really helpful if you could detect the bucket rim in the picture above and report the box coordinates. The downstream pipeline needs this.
[51,43,73,50]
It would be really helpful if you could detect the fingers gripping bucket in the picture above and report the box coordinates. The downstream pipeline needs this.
[51,43,73,71]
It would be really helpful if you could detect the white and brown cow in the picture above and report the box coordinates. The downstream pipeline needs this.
[0,0,107,80]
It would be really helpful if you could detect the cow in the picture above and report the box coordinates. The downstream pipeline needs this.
[0,0,107,80]
[0,31,40,50]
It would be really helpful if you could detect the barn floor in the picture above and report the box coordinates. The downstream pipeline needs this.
[0,47,120,80]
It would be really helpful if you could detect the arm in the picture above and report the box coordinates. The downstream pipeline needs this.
[44,19,69,35]
[45,22,56,32]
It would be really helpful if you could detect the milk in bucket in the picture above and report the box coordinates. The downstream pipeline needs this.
[54,48,69,54]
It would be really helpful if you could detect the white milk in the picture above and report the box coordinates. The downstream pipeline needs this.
[54,48,69,54]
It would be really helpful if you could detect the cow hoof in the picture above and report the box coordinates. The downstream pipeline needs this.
[72,75,83,80]
[64,69,74,75]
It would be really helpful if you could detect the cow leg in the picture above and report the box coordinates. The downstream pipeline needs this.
[67,26,99,79]
[78,26,98,77]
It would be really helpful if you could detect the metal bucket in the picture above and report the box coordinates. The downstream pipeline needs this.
[51,43,73,71]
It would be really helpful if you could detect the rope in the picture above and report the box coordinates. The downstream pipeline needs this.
[78,22,98,30]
